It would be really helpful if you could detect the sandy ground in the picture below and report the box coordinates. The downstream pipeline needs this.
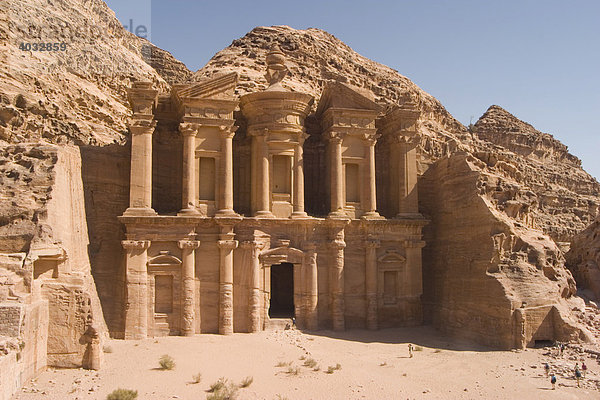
[12,326,600,400]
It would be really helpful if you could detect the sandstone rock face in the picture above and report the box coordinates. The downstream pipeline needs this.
[420,153,591,348]
[0,0,180,146]
[566,218,600,300]
[472,106,600,241]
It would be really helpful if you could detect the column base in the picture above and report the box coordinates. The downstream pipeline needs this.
[216,209,239,217]
[254,210,275,218]
[123,207,157,216]
[361,211,384,220]
[327,210,347,219]
[291,211,310,219]
[178,207,200,216]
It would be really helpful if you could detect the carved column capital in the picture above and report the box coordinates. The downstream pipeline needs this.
[179,122,199,137]
[129,119,157,136]
[178,240,201,250]
[365,239,381,249]
[218,240,239,251]
[327,131,345,144]
[121,240,151,250]
[219,125,238,139]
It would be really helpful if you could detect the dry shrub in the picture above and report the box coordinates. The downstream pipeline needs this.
[158,354,175,370]
[106,388,138,400]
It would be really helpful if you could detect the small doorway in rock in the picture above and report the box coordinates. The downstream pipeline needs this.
[269,262,294,318]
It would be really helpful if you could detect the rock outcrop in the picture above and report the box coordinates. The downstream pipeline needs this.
[420,152,591,348]
[566,218,600,300]
[472,106,599,241]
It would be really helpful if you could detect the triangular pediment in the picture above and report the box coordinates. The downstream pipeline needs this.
[175,72,238,100]
[316,81,382,116]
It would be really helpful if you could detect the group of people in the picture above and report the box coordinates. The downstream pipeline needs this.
[545,361,588,389]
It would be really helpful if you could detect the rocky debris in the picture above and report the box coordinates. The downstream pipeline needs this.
[566,218,600,300]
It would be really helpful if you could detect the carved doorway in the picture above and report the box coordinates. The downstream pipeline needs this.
[269,262,294,318]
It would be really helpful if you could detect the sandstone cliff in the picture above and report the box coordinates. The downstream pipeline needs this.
[0,6,598,386]
[566,218,600,300]
[472,106,599,242]
[420,152,591,348]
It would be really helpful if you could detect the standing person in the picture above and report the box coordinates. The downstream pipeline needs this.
[560,343,565,356]
[575,366,582,388]
[582,362,587,378]
[544,362,550,377]
[408,343,413,358]
[550,374,557,390]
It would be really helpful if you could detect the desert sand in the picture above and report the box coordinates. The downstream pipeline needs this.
[12,326,599,400]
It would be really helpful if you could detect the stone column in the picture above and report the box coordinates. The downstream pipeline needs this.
[305,243,318,330]
[365,239,379,330]
[178,239,200,336]
[292,136,308,218]
[397,138,419,215]
[217,126,237,215]
[218,235,238,335]
[122,240,151,340]
[363,136,380,218]
[124,122,157,215]
[179,123,199,215]
[514,308,527,349]
[241,241,261,333]
[329,135,344,217]
[255,131,273,217]
[329,235,346,331]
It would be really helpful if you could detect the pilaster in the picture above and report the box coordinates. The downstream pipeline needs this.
[365,238,380,330]
[217,230,238,335]
[178,239,201,336]
[122,240,151,340]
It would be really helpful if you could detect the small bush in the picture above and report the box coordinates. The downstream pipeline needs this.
[208,378,227,393]
[286,366,300,375]
[433,349,442,353]
[106,388,138,400]
[275,395,290,400]
[303,358,317,368]
[206,382,238,400]
[414,346,423,352]
[313,365,320,371]
[275,361,292,367]
[192,373,202,384]
[379,362,387,366]
[326,363,341,374]
[299,355,305,360]
[158,354,175,370]
[103,346,113,354]
[239,376,253,388]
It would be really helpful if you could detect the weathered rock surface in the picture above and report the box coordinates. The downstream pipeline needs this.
[0,0,179,146]
[420,153,591,348]
[566,218,600,300]
[472,106,599,241]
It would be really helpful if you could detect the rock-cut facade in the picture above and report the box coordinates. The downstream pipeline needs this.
[119,46,427,338]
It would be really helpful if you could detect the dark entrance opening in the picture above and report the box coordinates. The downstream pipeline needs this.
[269,262,294,318]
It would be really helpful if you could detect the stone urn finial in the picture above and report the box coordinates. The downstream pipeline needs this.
[265,44,288,90]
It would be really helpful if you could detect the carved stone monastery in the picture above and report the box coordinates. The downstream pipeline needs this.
[120,45,426,338]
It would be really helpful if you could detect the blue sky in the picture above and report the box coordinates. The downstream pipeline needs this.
[107,0,600,179]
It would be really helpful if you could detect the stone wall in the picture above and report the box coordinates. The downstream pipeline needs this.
[566,217,600,300]
[0,300,48,400]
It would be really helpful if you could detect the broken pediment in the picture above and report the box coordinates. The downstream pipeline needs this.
[174,72,238,101]
[316,81,382,116]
